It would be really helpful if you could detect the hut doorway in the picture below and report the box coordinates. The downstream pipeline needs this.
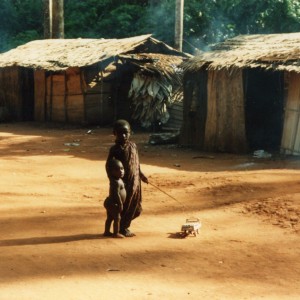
[20,68,35,121]
[114,64,134,123]
[244,69,284,151]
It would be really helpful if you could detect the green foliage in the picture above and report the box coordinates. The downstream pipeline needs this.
[10,30,41,48]
[1,0,300,54]
[12,0,43,32]
[0,0,17,51]
[0,0,17,33]
[64,0,149,38]
[99,4,147,38]
[0,0,43,52]
[182,0,300,52]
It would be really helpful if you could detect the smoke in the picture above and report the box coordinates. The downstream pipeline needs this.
[183,7,238,54]
[143,1,237,55]
[143,1,176,47]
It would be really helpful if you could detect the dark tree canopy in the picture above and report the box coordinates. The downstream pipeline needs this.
[0,0,300,53]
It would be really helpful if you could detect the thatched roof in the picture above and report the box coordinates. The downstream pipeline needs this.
[182,32,300,73]
[118,53,184,81]
[0,35,187,71]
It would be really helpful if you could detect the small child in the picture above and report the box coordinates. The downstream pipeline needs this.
[106,119,148,237]
[103,158,126,238]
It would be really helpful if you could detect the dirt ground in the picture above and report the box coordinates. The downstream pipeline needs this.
[0,122,299,300]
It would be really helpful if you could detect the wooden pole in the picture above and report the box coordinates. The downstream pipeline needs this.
[174,0,184,51]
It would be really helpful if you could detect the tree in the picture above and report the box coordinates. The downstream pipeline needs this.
[0,0,17,51]
[43,0,50,38]
[0,0,43,52]
[183,0,300,53]
[175,0,184,51]
[52,0,64,38]
[1,0,300,53]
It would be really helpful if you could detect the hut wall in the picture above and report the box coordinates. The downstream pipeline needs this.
[66,68,84,123]
[34,66,114,125]
[180,70,208,147]
[84,81,113,125]
[0,67,22,120]
[164,101,183,130]
[281,72,300,155]
[34,70,46,121]
[0,66,34,121]
[20,67,34,121]
[35,68,85,123]
[204,69,247,153]
[83,66,114,125]
[51,73,66,122]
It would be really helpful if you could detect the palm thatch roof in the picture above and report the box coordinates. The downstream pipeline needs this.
[0,34,187,71]
[182,32,300,73]
[118,53,184,82]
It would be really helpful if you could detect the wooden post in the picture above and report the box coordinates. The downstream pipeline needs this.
[100,64,104,123]
[79,71,87,123]
[44,71,47,121]
[49,73,53,121]
[174,0,184,51]
[64,71,68,122]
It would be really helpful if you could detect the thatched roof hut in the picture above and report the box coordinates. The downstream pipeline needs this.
[0,35,188,125]
[181,32,300,155]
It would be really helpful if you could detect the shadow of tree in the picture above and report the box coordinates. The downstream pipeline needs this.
[0,233,103,247]
[0,122,299,172]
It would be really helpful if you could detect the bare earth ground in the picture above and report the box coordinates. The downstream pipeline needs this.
[0,122,299,300]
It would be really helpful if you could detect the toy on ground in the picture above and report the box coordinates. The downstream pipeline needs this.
[181,218,201,237]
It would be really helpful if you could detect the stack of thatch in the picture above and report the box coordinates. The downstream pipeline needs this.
[128,72,173,127]
[123,53,185,128]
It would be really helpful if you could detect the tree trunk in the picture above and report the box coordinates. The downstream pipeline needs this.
[43,0,51,38]
[52,0,64,39]
[174,0,184,51]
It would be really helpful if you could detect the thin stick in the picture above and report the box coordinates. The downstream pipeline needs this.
[148,182,186,209]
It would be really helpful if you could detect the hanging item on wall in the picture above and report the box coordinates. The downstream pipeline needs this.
[128,72,173,128]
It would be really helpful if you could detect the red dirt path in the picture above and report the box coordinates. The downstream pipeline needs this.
[0,123,299,300]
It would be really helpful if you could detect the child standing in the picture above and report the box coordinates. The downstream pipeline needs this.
[103,158,126,238]
[106,119,148,237]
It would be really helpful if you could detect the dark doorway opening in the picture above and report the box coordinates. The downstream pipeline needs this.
[114,63,135,126]
[244,69,284,151]
[20,68,35,121]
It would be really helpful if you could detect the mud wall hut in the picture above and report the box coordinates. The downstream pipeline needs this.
[0,35,188,126]
[181,32,300,155]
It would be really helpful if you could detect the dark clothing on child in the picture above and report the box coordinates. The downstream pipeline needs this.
[106,140,142,232]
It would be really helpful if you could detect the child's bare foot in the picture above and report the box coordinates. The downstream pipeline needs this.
[103,231,113,237]
[113,233,125,238]
[121,229,136,237]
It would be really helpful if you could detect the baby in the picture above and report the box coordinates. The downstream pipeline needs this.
[103,158,126,238]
